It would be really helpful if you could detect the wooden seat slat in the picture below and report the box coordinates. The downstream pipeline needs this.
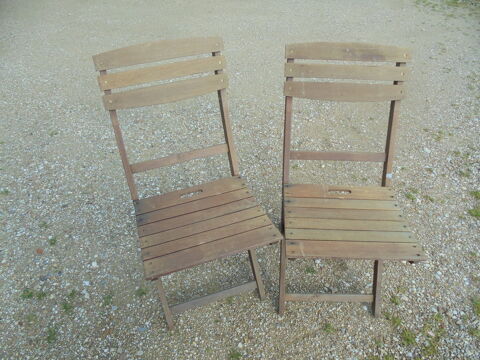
[139,206,265,248]
[144,226,282,278]
[286,198,399,210]
[142,215,271,260]
[286,229,413,242]
[286,218,409,232]
[138,198,258,237]
[135,176,245,215]
[285,207,404,221]
[137,188,252,226]
[286,240,426,261]
[284,184,394,200]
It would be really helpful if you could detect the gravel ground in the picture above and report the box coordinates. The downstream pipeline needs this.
[1,0,479,359]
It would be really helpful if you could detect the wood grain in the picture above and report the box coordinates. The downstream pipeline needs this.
[103,74,228,110]
[142,216,271,260]
[136,188,253,227]
[284,184,393,200]
[285,229,413,242]
[139,207,264,247]
[286,198,399,210]
[135,176,245,215]
[130,144,228,173]
[285,63,410,81]
[93,37,224,70]
[286,240,426,260]
[144,226,282,278]
[284,81,405,102]
[98,55,226,90]
[138,198,258,236]
[289,151,386,162]
[285,42,410,62]
[286,218,409,232]
[285,294,374,302]
[285,207,403,221]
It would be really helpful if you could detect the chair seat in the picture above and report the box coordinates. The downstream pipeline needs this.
[134,176,282,279]
[284,184,426,261]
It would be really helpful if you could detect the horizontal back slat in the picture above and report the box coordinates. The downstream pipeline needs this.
[286,42,410,62]
[285,63,409,81]
[93,37,224,71]
[103,74,228,110]
[130,144,228,173]
[284,82,405,102]
[290,151,386,162]
[98,56,226,91]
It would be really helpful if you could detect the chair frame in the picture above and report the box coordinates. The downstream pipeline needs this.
[278,42,415,316]
[93,37,272,329]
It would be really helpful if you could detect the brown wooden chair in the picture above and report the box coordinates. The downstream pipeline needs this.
[278,42,427,317]
[92,37,282,329]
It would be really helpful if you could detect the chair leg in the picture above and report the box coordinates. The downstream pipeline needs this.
[278,239,287,315]
[248,249,266,300]
[372,260,384,318]
[155,278,174,330]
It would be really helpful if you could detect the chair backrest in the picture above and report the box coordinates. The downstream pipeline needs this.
[282,42,411,188]
[93,37,239,201]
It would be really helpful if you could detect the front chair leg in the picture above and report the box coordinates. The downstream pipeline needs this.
[372,260,384,318]
[248,249,266,300]
[278,239,287,315]
[156,278,174,330]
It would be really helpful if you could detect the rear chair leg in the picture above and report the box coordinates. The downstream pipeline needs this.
[248,249,266,300]
[278,239,287,315]
[372,260,384,318]
[156,278,174,330]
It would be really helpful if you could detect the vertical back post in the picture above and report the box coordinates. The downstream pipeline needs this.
[212,51,240,176]
[101,70,139,200]
[382,62,406,187]
[282,58,294,229]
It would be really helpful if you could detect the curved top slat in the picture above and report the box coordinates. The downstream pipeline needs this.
[93,37,224,71]
[285,42,410,62]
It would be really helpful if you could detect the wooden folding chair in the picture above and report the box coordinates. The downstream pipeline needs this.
[279,42,427,316]
[92,37,282,329]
